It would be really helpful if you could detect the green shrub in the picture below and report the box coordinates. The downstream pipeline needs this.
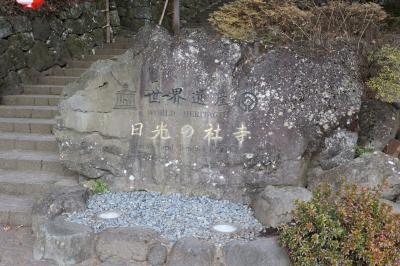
[84,179,110,194]
[279,183,400,266]
[367,45,400,103]
[209,0,386,46]
[355,144,374,157]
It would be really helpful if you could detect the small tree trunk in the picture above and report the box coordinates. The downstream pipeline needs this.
[159,0,169,26]
[105,0,111,43]
[172,0,180,35]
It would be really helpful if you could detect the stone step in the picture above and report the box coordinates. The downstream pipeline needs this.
[0,149,65,174]
[0,132,57,152]
[38,76,78,86]
[114,36,134,42]
[93,48,126,55]
[22,85,64,95]
[66,60,95,68]
[0,105,58,119]
[2,95,61,106]
[0,117,55,134]
[101,42,131,49]
[0,194,33,226]
[50,68,87,77]
[0,169,76,196]
[80,54,117,61]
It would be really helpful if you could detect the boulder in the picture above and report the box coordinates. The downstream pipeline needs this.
[32,17,51,42]
[65,19,86,35]
[308,152,400,200]
[9,16,32,33]
[27,41,54,71]
[59,4,84,19]
[147,244,168,266]
[5,46,26,70]
[91,28,105,46]
[18,67,40,84]
[252,185,312,228]
[99,258,145,266]
[96,227,162,262]
[166,237,215,266]
[358,100,400,151]
[32,185,88,220]
[0,51,13,78]
[380,199,400,214]
[32,186,89,260]
[48,17,65,36]
[110,10,121,26]
[55,27,363,203]
[2,71,21,93]
[65,34,94,58]
[223,237,291,266]
[316,129,358,170]
[9,33,35,51]
[0,39,8,54]
[34,216,95,265]
[0,17,12,39]
[383,139,400,158]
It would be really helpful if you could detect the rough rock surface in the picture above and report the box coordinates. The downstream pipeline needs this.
[315,129,358,170]
[380,199,400,214]
[223,237,291,266]
[308,152,400,200]
[96,227,162,262]
[0,17,12,39]
[33,216,95,265]
[166,237,215,266]
[0,3,120,94]
[252,185,312,228]
[56,26,362,203]
[147,244,168,266]
[32,186,89,260]
[358,100,400,151]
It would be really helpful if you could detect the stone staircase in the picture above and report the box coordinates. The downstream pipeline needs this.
[0,38,132,228]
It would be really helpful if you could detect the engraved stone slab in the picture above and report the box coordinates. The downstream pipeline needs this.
[55,26,362,203]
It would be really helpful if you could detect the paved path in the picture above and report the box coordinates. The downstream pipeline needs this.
[0,226,54,266]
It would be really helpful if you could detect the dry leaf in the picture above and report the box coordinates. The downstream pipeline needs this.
[3,224,11,232]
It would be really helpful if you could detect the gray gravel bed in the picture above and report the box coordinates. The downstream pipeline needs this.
[66,191,263,244]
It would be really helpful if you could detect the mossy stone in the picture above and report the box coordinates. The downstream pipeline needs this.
[27,41,54,71]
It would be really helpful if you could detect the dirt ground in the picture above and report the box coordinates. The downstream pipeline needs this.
[0,225,54,266]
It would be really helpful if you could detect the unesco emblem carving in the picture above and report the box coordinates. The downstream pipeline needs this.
[238,92,258,112]
[114,86,136,109]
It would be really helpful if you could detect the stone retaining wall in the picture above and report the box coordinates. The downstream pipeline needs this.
[115,0,224,31]
[0,1,120,95]
[32,187,291,265]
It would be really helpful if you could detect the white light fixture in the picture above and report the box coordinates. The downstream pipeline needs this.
[16,0,33,4]
[98,211,120,219]
[16,0,44,9]
[212,224,238,233]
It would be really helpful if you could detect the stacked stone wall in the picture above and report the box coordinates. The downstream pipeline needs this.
[0,1,120,95]
[115,0,224,31]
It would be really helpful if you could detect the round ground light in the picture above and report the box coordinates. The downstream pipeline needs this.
[98,211,121,219]
[212,224,238,233]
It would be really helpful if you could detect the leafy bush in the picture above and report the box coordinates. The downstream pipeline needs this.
[279,183,400,266]
[355,144,374,157]
[209,0,387,46]
[84,179,110,194]
[367,45,400,103]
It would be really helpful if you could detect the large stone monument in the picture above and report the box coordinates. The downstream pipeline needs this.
[55,26,362,203]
